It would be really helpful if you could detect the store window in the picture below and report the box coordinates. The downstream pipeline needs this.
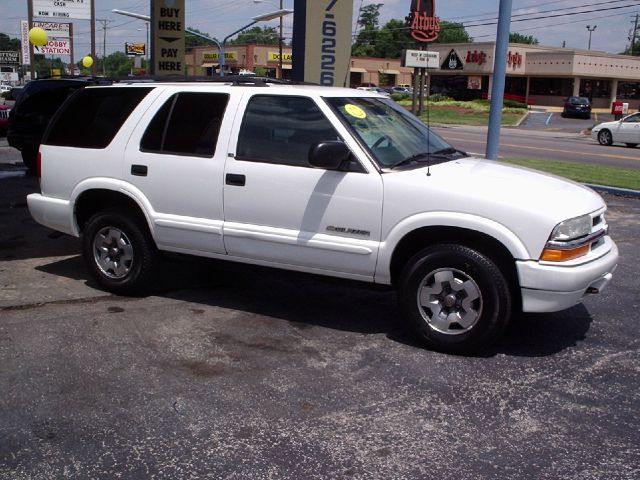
[580,79,611,100]
[529,78,573,97]
[617,81,640,100]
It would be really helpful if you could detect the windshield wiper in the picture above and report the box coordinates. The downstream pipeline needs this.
[390,148,467,169]
[433,147,468,157]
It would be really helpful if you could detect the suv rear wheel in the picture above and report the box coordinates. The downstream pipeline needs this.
[398,244,512,354]
[82,210,158,295]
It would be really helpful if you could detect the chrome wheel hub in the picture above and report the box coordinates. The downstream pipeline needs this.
[93,227,134,279]
[417,268,483,335]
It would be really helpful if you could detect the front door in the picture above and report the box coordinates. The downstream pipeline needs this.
[617,112,640,144]
[222,93,383,280]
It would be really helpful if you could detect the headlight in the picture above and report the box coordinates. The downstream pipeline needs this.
[549,214,591,242]
[540,214,597,262]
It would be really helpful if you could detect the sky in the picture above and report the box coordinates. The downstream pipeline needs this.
[0,0,639,58]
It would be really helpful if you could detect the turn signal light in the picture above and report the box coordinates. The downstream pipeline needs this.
[540,244,590,262]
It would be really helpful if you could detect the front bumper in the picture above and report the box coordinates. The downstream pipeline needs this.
[517,237,619,312]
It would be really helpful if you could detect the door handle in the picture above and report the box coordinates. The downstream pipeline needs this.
[131,164,148,176]
[226,173,245,186]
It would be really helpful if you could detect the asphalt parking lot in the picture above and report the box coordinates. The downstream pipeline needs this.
[1,158,639,478]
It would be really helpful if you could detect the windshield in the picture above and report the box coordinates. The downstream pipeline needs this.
[325,97,464,168]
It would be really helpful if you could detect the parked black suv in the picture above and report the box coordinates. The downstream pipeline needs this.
[7,77,112,171]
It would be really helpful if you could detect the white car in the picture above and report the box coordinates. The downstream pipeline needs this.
[591,112,640,148]
[27,78,618,354]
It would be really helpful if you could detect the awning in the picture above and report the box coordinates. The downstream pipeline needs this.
[350,67,367,73]
[379,69,400,75]
[201,62,218,67]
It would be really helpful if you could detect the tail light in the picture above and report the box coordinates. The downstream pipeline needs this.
[36,151,42,179]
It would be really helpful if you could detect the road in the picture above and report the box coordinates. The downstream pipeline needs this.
[1,153,639,478]
[432,124,640,170]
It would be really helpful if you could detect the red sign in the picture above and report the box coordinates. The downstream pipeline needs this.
[508,51,523,68]
[466,50,487,66]
[409,0,440,42]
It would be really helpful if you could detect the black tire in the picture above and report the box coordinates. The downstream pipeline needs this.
[597,129,613,146]
[625,143,637,148]
[398,244,512,354]
[21,146,38,172]
[82,210,158,295]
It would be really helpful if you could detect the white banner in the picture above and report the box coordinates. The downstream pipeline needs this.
[34,39,71,56]
[21,20,30,65]
[33,0,91,21]
[33,21,71,38]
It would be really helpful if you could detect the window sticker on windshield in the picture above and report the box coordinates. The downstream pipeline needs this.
[345,104,367,119]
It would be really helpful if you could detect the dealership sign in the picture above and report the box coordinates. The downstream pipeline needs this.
[292,0,353,87]
[33,21,71,38]
[33,0,91,20]
[408,0,440,42]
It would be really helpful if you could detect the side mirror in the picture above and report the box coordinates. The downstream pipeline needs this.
[309,141,352,170]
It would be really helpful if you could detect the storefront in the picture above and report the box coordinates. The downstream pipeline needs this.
[425,42,640,109]
[186,42,640,109]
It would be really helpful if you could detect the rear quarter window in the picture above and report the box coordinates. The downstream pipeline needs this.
[44,87,152,148]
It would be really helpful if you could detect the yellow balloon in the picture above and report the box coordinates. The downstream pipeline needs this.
[82,56,94,68]
[28,27,48,47]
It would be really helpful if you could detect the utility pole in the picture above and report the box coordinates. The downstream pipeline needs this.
[631,13,639,56]
[96,19,110,76]
[586,25,597,50]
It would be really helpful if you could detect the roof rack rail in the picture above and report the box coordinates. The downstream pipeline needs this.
[30,74,319,87]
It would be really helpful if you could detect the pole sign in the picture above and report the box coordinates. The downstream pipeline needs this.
[125,43,146,56]
[292,0,353,86]
[21,20,30,65]
[33,21,71,38]
[0,51,20,64]
[408,0,440,42]
[151,0,186,75]
[34,39,71,55]
[32,0,91,20]
[402,49,439,69]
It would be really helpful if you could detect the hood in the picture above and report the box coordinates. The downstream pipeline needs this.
[382,157,605,257]
[592,120,619,131]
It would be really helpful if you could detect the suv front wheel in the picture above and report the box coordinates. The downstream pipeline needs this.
[398,244,512,354]
[82,210,158,295]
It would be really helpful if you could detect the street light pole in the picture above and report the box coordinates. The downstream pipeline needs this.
[254,0,285,78]
[586,25,597,50]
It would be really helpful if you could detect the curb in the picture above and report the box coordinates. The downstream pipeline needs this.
[586,184,640,199]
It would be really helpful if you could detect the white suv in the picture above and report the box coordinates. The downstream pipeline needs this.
[27,78,618,353]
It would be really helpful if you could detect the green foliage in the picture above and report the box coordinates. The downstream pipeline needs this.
[0,33,21,51]
[509,32,539,45]
[186,27,218,50]
[390,93,411,101]
[228,26,279,45]
[254,66,268,76]
[435,21,473,44]
[429,94,454,102]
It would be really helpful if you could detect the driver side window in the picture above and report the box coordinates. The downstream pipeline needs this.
[236,95,341,167]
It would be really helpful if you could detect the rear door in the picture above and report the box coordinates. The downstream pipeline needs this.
[124,88,241,254]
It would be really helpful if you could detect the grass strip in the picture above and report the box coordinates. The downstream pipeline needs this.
[499,157,640,191]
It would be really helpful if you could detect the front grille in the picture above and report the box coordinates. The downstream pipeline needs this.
[0,109,9,120]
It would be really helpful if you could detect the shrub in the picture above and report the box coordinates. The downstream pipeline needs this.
[390,93,411,101]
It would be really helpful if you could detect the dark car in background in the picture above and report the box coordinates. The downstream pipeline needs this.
[562,96,592,119]
[7,77,111,171]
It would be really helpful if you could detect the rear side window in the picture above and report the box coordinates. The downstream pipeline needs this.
[140,92,229,157]
[45,87,152,148]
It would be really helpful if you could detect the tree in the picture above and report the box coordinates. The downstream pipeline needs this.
[509,32,539,45]
[186,27,218,51]
[352,3,383,57]
[0,33,21,51]
[228,26,279,45]
[435,21,473,44]
[76,51,135,76]
[373,19,413,59]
